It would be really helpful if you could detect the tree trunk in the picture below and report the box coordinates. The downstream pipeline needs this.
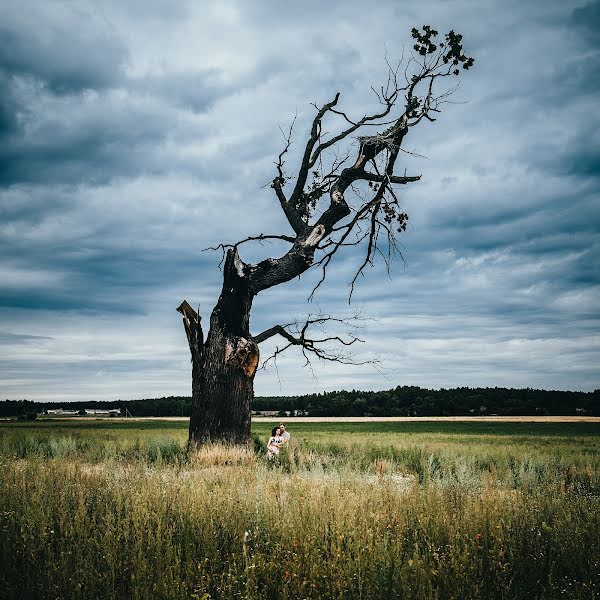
[184,249,259,447]
[180,229,328,446]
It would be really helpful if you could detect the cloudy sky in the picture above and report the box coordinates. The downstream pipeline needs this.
[1,0,598,402]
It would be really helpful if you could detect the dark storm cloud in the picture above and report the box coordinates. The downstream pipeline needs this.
[429,189,598,257]
[570,0,600,45]
[0,6,127,94]
[0,331,52,343]
[0,209,220,314]
[0,356,171,376]
[0,1,131,185]
[0,62,279,186]
[0,99,171,185]
[550,130,600,178]
[0,72,19,138]
[0,2,255,187]
[137,70,226,113]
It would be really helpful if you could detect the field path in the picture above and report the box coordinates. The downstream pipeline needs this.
[253,415,600,423]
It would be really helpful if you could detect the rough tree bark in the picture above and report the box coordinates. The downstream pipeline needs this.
[178,27,474,446]
[178,249,257,445]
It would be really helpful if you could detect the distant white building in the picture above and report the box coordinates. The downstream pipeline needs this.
[46,408,120,416]
[85,409,121,416]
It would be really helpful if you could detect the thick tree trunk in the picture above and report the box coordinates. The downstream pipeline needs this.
[180,228,328,446]
[182,249,259,447]
[188,321,258,446]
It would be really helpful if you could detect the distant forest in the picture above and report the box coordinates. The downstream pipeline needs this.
[2,386,599,418]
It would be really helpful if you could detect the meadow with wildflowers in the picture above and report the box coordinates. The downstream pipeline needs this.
[0,419,598,599]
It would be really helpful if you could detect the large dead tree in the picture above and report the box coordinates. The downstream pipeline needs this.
[178,27,474,446]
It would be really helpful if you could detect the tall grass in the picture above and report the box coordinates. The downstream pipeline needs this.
[0,421,598,599]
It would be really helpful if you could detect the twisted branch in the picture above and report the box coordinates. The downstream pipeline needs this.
[253,313,378,369]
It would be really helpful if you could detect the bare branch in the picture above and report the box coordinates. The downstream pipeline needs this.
[203,233,296,268]
[308,101,398,169]
[349,199,381,301]
[204,233,296,253]
[252,324,298,345]
[288,93,341,208]
[254,312,379,369]
[271,114,307,235]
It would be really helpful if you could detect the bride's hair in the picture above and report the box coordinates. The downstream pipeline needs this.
[271,427,280,437]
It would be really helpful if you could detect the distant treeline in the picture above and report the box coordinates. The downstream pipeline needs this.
[2,386,599,418]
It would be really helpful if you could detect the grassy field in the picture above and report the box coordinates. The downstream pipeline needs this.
[1,419,598,599]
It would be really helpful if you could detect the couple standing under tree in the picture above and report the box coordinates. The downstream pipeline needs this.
[267,423,290,460]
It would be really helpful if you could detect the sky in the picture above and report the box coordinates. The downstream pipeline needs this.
[0,0,599,402]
